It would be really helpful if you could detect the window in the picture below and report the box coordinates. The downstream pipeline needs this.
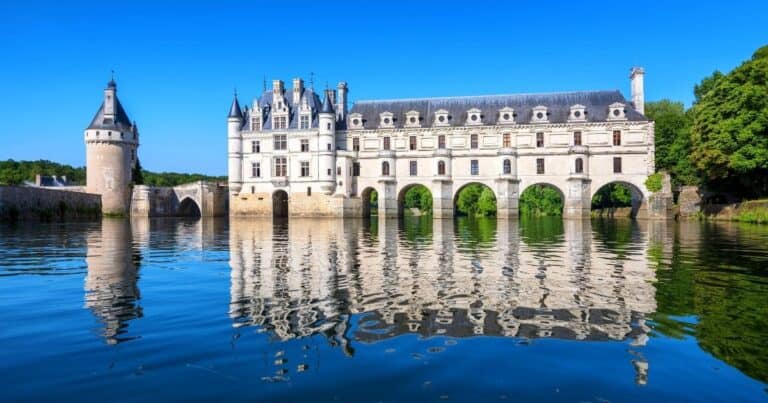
[613,157,622,173]
[573,131,582,146]
[300,161,310,177]
[251,141,260,153]
[470,134,478,149]
[326,123,331,130]
[274,157,287,176]
[327,168,332,176]
[613,130,621,146]
[382,161,390,176]
[353,137,360,151]
[410,136,417,150]
[252,117,261,131]
[409,160,417,176]
[575,158,583,174]
[131,150,135,161]
[502,133,511,148]
[437,160,446,175]
[337,166,342,175]
[300,139,309,152]
[352,162,360,176]
[471,160,479,175]
[383,136,390,150]
[536,158,545,174]
[438,135,446,149]
[251,186,255,194]
[536,132,544,148]
[274,116,287,129]
[503,159,511,174]
[307,187,312,196]
[252,162,261,177]
[274,134,287,150]
[327,143,332,151]
[300,115,309,129]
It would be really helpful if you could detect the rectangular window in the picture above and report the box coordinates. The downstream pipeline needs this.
[536,132,544,148]
[299,115,309,130]
[438,135,446,149]
[327,143,332,151]
[536,158,545,174]
[252,118,260,131]
[409,160,417,176]
[410,136,417,150]
[613,130,621,146]
[251,162,261,177]
[352,162,360,176]
[300,139,309,152]
[300,161,310,177]
[471,160,479,175]
[274,134,287,150]
[327,168,332,176]
[274,157,287,177]
[254,141,260,153]
[470,134,478,149]
[573,131,582,146]
[353,137,360,151]
[251,141,257,153]
[502,133,511,148]
[251,185,255,194]
[613,157,622,173]
[383,136,390,150]
[274,116,287,129]
[307,187,312,196]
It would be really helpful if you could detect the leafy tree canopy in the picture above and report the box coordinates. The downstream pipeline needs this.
[456,184,496,217]
[520,185,562,216]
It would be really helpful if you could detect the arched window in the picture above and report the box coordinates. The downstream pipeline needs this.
[575,158,584,174]
[382,161,390,176]
[503,159,511,174]
[437,160,446,175]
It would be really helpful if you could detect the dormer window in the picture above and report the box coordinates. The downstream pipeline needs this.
[569,104,587,122]
[607,102,627,120]
[434,109,450,127]
[531,105,549,123]
[299,114,310,129]
[251,117,261,131]
[379,112,394,128]
[274,116,287,129]
[466,108,482,126]
[349,113,364,130]
[498,107,515,124]
[405,110,421,128]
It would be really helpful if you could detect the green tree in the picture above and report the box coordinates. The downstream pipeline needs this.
[132,158,145,185]
[689,46,768,197]
[645,100,699,186]
[591,183,633,209]
[402,185,432,214]
[456,184,496,217]
[519,185,563,216]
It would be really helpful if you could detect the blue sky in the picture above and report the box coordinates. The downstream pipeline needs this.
[1,1,766,175]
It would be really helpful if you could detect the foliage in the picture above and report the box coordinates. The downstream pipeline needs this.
[689,46,768,197]
[645,101,699,186]
[369,190,378,209]
[132,158,145,185]
[735,207,768,224]
[402,185,432,214]
[591,183,633,209]
[455,184,496,216]
[519,185,562,216]
[644,173,663,193]
[0,159,224,188]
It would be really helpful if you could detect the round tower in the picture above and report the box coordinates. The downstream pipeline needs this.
[318,90,337,194]
[84,79,138,215]
[227,93,244,195]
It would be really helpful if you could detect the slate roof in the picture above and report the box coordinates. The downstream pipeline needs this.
[321,91,335,114]
[228,96,243,119]
[250,88,325,130]
[348,90,647,129]
[87,91,134,131]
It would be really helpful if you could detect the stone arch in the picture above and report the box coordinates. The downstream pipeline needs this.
[397,183,433,217]
[178,197,201,218]
[519,182,566,216]
[452,182,497,216]
[360,186,379,218]
[272,189,289,218]
[590,180,646,218]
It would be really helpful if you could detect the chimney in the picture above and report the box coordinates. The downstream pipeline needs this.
[336,81,348,121]
[292,78,304,105]
[272,79,284,95]
[35,174,42,186]
[630,67,645,115]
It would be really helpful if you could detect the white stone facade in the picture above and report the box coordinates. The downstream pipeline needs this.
[228,69,654,218]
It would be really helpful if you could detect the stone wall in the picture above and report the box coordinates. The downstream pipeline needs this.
[0,186,101,222]
[131,181,228,217]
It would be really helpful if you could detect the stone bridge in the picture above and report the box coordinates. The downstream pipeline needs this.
[131,181,228,217]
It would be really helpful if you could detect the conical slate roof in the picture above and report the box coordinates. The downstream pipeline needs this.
[86,82,133,131]
[229,95,243,119]
[321,91,335,114]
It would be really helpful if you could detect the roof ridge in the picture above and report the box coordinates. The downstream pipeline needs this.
[354,89,621,104]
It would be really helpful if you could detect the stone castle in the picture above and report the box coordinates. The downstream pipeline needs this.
[227,68,666,219]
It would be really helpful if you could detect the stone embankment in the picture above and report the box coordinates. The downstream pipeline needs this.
[0,186,101,222]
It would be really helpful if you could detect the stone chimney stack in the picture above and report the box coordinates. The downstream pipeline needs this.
[292,78,304,105]
[272,79,284,95]
[630,67,645,115]
[336,81,348,121]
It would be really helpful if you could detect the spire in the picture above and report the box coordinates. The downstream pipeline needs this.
[107,70,116,89]
[321,90,335,114]
[228,91,243,120]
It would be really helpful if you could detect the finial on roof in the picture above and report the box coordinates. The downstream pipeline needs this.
[107,69,117,88]
[310,72,315,90]
[263,75,267,92]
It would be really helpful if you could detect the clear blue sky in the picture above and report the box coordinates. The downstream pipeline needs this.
[1,1,766,175]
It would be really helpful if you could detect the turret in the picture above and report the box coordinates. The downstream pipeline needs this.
[318,90,337,193]
[84,78,137,215]
[227,93,244,195]
[630,67,645,115]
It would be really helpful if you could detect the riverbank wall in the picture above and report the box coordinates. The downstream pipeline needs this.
[0,186,101,222]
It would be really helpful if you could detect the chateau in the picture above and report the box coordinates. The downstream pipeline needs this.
[228,68,659,218]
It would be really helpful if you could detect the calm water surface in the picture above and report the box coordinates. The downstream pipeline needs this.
[0,217,766,402]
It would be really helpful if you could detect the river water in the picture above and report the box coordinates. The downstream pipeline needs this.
[0,217,766,402]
